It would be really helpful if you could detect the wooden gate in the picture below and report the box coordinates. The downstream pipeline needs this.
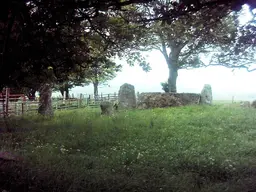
[0,88,26,117]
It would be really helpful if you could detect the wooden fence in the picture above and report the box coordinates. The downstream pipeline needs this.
[1,92,118,116]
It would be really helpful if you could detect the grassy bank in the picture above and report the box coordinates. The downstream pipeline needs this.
[1,105,256,191]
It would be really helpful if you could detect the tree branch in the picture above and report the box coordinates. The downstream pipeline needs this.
[158,33,169,64]
[182,59,256,72]
[206,63,256,72]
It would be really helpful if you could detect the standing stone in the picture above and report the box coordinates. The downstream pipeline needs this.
[38,66,56,117]
[100,101,114,115]
[118,83,136,109]
[240,101,250,108]
[199,84,213,105]
[38,83,54,117]
[251,100,256,108]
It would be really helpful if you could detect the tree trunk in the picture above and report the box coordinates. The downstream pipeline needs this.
[60,88,64,97]
[166,51,179,93]
[64,83,69,99]
[168,65,178,93]
[59,83,69,99]
[160,41,181,93]
[93,81,99,96]
[38,83,53,117]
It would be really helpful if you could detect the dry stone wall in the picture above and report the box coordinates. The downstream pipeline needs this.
[137,92,200,109]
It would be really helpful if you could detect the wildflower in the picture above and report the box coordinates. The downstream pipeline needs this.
[137,152,143,159]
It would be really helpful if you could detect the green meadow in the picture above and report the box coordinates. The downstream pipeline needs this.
[0,104,256,192]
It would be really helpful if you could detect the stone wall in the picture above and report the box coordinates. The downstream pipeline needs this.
[137,92,201,109]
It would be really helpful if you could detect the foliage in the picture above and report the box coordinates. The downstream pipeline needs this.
[160,81,169,92]
[126,3,239,92]
[84,58,122,95]
[1,0,254,90]
[209,12,256,72]
[0,0,147,90]
[125,2,256,92]
[1,105,256,191]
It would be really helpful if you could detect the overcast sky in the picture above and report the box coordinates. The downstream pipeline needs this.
[66,51,256,101]
[54,5,256,102]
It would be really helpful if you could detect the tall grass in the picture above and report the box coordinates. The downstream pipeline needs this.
[1,105,256,192]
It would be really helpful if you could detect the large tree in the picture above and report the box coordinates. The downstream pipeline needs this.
[124,3,238,92]
[1,0,254,90]
[0,0,255,115]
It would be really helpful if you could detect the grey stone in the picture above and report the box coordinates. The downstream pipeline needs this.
[199,84,212,105]
[251,100,256,108]
[240,101,250,108]
[118,83,136,109]
[100,101,113,115]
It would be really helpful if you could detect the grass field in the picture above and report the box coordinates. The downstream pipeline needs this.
[0,104,256,192]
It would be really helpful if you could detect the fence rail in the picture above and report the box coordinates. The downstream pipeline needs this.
[1,91,118,117]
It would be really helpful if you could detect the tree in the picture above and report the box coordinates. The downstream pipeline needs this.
[208,12,256,72]
[0,0,255,116]
[85,58,121,96]
[1,0,254,90]
[54,58,120,98]
[53,67,91,99]
[126,3,238,92]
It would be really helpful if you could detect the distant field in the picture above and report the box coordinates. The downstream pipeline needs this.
[0,105,256,192]
[213,100,239,104]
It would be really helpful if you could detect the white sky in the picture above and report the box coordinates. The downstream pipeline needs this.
[67,50,256,101]
[54,5,256,101]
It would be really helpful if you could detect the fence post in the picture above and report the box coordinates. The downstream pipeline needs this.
[15,102,17,115]
[85,98,88,106]
[5,88,9,117]
[88,96,90,106]
[21,103,24,115]
[63,91,66,104]
[79,94,83,108]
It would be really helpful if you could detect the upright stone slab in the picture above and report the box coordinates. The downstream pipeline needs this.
[199,84,212,105]
[251,100,256,108]
[100,101,114,115]
[38,83,54,117]
[118,83,136,109]
[240,101,250,108]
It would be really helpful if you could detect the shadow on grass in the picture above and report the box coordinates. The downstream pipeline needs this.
[0,159,256,192]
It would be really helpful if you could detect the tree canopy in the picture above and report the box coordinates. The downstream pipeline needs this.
[1,0,255,90]
[123,1,247,92]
